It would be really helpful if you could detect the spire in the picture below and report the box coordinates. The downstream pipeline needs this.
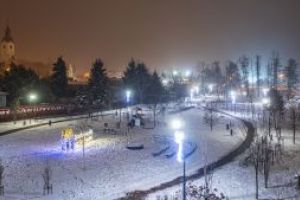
[1,25,13,42]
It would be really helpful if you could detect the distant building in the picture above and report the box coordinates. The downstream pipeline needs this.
[0,25,51,78]
[0,25,80,82]
[0,91,7,107]
[0,25,16,73]
[67,64,75,80]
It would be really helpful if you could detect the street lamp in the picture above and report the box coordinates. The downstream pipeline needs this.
[162,79,168,86]
[230,90,236,104]
[185,70,191,77]
[126,90,131,104]
[171,118,186,200]
[28,93,37,124]
[208,84,214,93]
[262,98,270,105]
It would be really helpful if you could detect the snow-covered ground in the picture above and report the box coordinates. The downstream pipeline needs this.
[0,106,245,200]
[148,107,300,200]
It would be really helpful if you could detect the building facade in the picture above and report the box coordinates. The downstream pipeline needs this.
[0,26,15,74]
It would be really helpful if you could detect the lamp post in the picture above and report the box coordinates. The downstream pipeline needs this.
[28,93,37,124]
[171,119,186,200]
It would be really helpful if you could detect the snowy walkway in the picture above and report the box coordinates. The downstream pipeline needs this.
[148,107,300,200]
[0,107,245,200]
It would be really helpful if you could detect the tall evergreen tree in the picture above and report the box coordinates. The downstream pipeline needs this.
[285,58,298,100]
[123,59,151,103]
[146,71,164,127]
[146,71,164,104]
[226,61,240,94]
[88,59,108,104]
[212,61,223,97]
[50,57,68,98]
[1,63,39,103]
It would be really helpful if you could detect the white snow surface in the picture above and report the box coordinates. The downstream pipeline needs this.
[0,107,245,200]
[148,107,300,200]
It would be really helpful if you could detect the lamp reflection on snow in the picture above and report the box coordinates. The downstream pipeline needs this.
[175,131,184,162]
[170,118,186,200]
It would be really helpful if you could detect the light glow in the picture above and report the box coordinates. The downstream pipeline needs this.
[126,90,131,103]
[170,118,183,130]
[28,93,37,102]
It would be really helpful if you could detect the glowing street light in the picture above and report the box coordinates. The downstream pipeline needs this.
[28,93,37,102]
[262,98,270,105]
[170,118,184,130]
[126,90,131,104]
[208,84,214,93]
[230,90,236,104]
[185,70,191,77]
[172,70,178,76]
[28,93,37,124]
[162,79,168,86]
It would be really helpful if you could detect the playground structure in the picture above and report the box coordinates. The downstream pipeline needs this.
[61,125,94,150]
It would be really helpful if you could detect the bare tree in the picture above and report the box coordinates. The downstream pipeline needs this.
[290,107,297,144]
[0,159,4,196]
[42,165,53,195]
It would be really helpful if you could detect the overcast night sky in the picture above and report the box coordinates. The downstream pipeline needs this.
[0,0,300,75]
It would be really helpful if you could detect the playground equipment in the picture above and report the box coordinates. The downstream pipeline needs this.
[61,125,93,150]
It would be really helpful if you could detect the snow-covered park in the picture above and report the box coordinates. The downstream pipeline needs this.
[0,106,245,200]
[148,106,300,200]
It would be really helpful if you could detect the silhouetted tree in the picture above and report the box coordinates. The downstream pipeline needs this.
[50,57,68,98]
[122,59,151,103]
[225,61,240,96]
[88,59,108,105]
[212,61,223,98]
[146,71,164,127]
[1,64,39,103]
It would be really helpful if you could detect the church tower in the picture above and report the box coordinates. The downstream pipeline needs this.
[0,25,16,72]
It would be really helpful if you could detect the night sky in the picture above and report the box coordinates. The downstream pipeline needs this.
[1,0,300,75]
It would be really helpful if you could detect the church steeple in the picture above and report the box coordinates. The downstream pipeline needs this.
[1,26,13,42]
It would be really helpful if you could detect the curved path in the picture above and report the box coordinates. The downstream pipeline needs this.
[0,108,248,200]
[122,111,254,200]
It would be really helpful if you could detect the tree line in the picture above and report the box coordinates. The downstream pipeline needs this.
[0,57,166,112]
[196,54,298,101]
